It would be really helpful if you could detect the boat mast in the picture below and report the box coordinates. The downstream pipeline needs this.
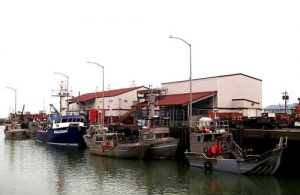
[51,81,72,115]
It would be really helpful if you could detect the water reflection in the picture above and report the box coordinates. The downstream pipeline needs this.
[86,154,283,195]
[39,144,89,195]
[186,168,282,195]
[87,154,189,194]
[1,126,298,195]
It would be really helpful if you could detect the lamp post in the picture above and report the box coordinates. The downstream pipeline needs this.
[169,35,192,131]
[87,61,105,125]
[54,72,69,113]
[6,87,17,117]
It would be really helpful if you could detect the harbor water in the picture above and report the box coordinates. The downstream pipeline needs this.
[1,126,299,195]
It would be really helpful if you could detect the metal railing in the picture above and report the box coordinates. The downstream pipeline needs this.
[231,139,244,159]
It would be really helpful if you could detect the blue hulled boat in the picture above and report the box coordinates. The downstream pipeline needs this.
[36,115,87,146]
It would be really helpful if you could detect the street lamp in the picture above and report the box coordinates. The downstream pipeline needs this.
[54,72,69,112]
[6,86,17,117]
[169,35,192,131]
[87,61,105,125]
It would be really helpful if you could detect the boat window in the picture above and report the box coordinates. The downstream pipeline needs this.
[197,135,201,142]
[227,135,232,142]
[204,134,213,142]
[191,135,201,142]
[68,118,73,122]
[144,134,155,140]
[62,119,68,123]
[95,136,104,142]
[215,134,222,140]
[156,134,163,139]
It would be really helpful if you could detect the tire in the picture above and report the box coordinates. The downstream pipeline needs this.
[204,161,212,170]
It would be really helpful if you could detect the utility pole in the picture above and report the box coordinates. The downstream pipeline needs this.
[282,91,289,114]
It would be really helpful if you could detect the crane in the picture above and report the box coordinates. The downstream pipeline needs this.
[49,104,60,114]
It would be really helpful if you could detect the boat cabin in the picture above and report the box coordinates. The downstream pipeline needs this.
[52,115,85,129]
[142,126,171,140]
[93,132,135,146]
[190,132,233,158]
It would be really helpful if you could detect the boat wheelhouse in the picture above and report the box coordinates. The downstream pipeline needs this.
[141,125,179,159]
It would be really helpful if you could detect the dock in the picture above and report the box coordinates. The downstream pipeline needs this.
[231,128,300,141]
[230,128,300,176]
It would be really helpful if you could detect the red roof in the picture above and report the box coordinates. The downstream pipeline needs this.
[157,91,215,106]
[69,86,146,103]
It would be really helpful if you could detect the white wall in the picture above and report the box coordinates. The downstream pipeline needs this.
[162,77,218,94]
[91,87,147,117]
[104,89,142,116]
[218,74,262,108]
[162,74,262,116]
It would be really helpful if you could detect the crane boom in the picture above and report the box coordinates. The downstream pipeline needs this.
[49,104,60,114]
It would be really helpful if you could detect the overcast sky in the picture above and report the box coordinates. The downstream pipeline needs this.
[1,0,300,117]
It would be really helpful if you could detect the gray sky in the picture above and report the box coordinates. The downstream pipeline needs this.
[1,0,300,117]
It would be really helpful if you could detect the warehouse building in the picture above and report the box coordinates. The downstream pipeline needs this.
[160,73,262,119]
[68,86,148,124]
[68,73,262,126]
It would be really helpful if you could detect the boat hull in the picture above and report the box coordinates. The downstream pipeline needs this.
[36,126,87,147]
[84,135,149,159]
[89,143,149,159]
[83,134,92,148]
[4,129,29,140]
[185,147,284,175]
[146,138,179,159]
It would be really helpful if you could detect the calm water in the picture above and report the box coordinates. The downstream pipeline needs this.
[1,126,299,195]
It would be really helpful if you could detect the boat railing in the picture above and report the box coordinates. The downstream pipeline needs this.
[214,120,230,132]
[120,136,139,144]
[196,117,230,133]
[277,136,288,149]
[231,139,244,159]
[185,151,216,160]
[185,151,207,158]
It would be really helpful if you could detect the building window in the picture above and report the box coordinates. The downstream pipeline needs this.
[124,100,128,103]
[109,100,113,103]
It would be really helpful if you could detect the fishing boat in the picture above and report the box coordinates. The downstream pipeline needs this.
[141,121,179,159]
[36,115,87,146]
[35,81,87,147]
[84,124,108,148]
[185,117,287,175]
[84,126,149,159]
[138,88,179,159]
[3,108,30,140]
[4,122,29,140]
